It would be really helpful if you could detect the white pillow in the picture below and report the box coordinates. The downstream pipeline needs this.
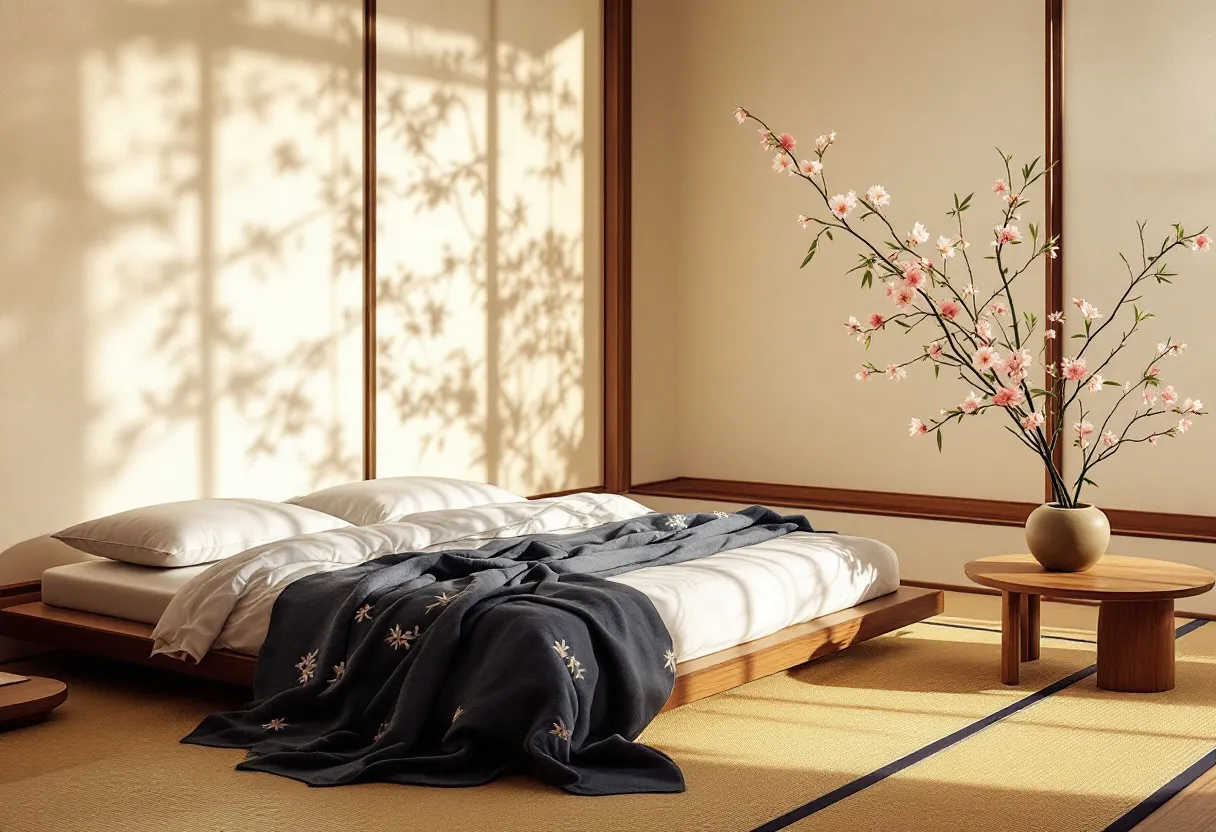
[285,476,527,526]
[51,499,352,568]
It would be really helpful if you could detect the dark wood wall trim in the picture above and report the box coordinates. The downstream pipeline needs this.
[1044,0,1065,492]
[632,477,1036,527]
[602,0,632,494]
[630,477,1216,545]
[362,0,378,480]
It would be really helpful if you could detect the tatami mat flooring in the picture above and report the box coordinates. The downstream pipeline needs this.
[0,591,1212,831]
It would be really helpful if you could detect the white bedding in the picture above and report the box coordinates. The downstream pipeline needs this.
[52,493,898,666]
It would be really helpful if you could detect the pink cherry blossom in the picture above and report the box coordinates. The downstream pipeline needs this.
[1087,375,1104,393]
[1006,192,1023,206]
[758,128,777,150]
[989,300,1008,316]
[778,133,797,152]
[902,265,927,290]
[1162,385,1179,407]
[939,299,961,320]
[1182,398,1205,413]
[992,224,1022,246]
[1072,297,1102,322]
[1061,356,1087,382]
[1192,233,1211,252]
[909,418,928,438]
[976,317,994,343]
[887,363,907,381]
[972,346,1001,371]
[962,283,977,297]
[815,131,836,152]
[928,342,945,361]
[773,154,793,174]
[1021,412,1045,431]
[733,106,748,124]
[1048,311,1065,323]
[1146,366,1161,379]
[906,222,930,247]
[1149,435,1159,446]
[1158,342,1187,357]
[1102,431,1118,447]
[798,214,812,229]
[937,236,956,259]
[866,185,890,208]
[829,192,854,219]
[869,312,886,329]
[1044,330,1057,340]
[894,284,916,307]
[960,392,982,414]
[1074,420,1095,448]
[991,387,1024,407]
[845,316,863,337]
[801,159,823,176]
[1178,418,1193,433]
[855,368,871,381]
[1143,389,1158,406]
[992,179,1009,196]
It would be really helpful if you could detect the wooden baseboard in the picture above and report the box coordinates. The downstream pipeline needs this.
[629,477,1216,544]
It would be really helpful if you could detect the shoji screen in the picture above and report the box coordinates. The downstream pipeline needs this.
[1062,0,1216,516]
[631,0,1045,502]
[374,0,603,494]
[0,0,364,553]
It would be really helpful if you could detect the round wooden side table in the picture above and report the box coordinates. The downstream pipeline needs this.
[964,555,1215,693]
[0,676,67,730]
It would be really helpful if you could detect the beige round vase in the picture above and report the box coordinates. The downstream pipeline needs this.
[1025,503,1111,572]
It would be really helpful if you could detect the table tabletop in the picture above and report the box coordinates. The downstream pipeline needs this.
[964,554,1216,602]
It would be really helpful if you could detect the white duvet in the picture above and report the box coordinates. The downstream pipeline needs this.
[151,493,900,665]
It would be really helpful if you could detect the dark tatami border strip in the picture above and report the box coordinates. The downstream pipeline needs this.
[629,478,1216,545]
[751,618,1208,832]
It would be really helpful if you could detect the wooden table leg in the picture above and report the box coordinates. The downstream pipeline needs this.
[1097,599,1175,693]
[1001,591,1022,685]
[1022,594,1040,661]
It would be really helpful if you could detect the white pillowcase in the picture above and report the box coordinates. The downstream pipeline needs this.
[52,499,352,568]
[285,476,527,526]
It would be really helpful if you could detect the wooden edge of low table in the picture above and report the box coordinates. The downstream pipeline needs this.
[0,676,68,730]
[0,583,944,708]
[966,555,1216,693]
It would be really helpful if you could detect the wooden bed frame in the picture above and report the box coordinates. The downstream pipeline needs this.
[0,580,942,707]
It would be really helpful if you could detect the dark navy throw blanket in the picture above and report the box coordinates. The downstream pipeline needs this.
[184,506,816,795]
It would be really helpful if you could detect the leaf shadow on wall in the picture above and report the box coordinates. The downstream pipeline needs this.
[0,0,366,539]
[375,0,598,495]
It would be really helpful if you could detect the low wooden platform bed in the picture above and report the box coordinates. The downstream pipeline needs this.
[0,481,944,792]
[0,583,943,709]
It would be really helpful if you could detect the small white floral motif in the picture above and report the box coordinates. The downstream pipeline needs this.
[712,511,731,519]
[327,661,345,687]
[664,649,678,673]
[295,650,319,685]
[567,656,586,681]
[452,706,464,724]
[425,591,457,614]
[373,720,391,742]
[386,624,420,651]
[664,514,689,531]
[552,639,570,659]
[550,719,572,741]
[354,603,374,623]
[263,718,288,731]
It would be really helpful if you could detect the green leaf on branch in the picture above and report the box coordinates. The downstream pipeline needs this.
[862,270,873,289]
[1103,379,1121,386]
[934,364,940,378]
[1071,333,1086,339]
[936,431,943,453]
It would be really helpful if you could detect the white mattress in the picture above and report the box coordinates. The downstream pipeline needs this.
[42,561,210,625]
[40,531,898,663]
